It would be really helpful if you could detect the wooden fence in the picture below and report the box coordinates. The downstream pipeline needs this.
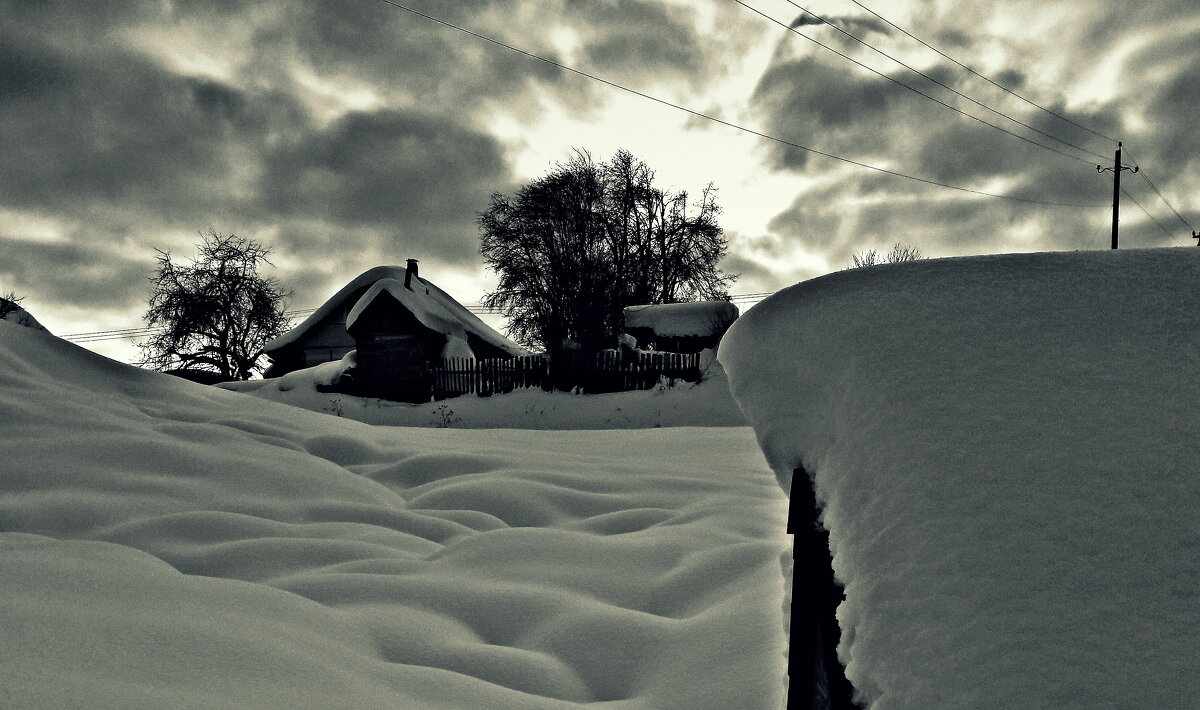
[429,350,702,400]
[431,355,548,399]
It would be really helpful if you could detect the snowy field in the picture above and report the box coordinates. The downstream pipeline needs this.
[721,247,1200,709]
[0,323,787,709]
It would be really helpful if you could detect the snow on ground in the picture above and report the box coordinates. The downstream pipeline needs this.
[0,322,786,709]
[720,248,1200,709]
[220,357,746,429]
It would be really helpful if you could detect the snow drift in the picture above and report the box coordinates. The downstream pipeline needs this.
[0,323,786,709]
[719,248,1200,709]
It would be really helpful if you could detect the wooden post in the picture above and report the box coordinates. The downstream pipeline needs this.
[1110,143,1122,250]
[789,465,861,709]
[1097,141,1138,250]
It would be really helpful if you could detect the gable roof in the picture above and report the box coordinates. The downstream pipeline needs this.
[623,301,739,337]
[265,265,527,357]
[346,277,528,357]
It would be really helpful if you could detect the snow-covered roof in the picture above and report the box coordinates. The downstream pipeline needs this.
[265,265,527,357]
[623,301,738,337]
[346,278,467,340]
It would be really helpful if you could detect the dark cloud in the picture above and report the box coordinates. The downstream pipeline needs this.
[752,51,1120,183]
[0,40,72,97]
[1122,35,1200,179]
[581,21,702,84]
[189,79,248,121]
[932,28,973,51]
[842,16,892,37]
[0,0,717,268]
[558,0,719,98]
[0,237,149,310]
[993,69,1026,92]
[790,15,825,30]
[286,0,568,107]
[789,12,891,38]
[0,33,309,222]
[765,185,862,263]
[262,109,512,261]
[0,0,146,33]
[719,251,790,293]
[752,56,915,170]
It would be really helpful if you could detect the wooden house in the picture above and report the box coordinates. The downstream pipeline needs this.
[622,301,739,354]
[264,260,526,400]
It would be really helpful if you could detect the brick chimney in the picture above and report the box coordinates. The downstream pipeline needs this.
[404,259,419,290]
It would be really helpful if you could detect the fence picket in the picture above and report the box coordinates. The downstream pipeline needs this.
[427,348,702,400]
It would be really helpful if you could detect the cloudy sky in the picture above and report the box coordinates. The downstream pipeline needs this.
[3,0,1198,363]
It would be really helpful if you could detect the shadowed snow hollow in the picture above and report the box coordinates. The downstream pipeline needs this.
[719,248,1200,709]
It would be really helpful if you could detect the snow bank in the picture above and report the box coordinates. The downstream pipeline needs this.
[0,303,48,331]
[719,248,1200,709]
[441,335,476,360]
[0,322,785,709]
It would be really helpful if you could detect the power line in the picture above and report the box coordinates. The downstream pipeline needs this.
[731,0,1100,168]
[846,0,1120,145]
[778,0,1111,163]
[64,309,316,343]
[367,0,1100,208]
[62,325,160,339]
[69,330,161,344]
[1120,185,1182,245]
[1119,146,1195,231]
[1139,171,1195,230]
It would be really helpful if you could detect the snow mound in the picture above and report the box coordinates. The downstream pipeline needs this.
[719,248,1200,709]
[0,303,48,331]
[0,321,785,709]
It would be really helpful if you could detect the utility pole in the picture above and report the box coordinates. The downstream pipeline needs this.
[1097,141,1138,249]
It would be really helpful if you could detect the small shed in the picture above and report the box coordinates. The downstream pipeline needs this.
[345,270,526,401]
[263,266,399,377]
[264,260,526,401]
[622,301,739,353]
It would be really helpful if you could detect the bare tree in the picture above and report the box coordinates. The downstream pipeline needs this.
[480,149,735,353]
[848,242,924,269]
[140,230,290,380]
